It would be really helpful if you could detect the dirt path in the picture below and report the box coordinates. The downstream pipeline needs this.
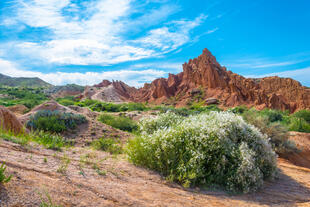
[1,140,310,207]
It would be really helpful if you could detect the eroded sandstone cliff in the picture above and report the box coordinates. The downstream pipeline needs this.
[131,49,310,112]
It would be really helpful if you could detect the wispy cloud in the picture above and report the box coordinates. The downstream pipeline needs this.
[1,0,209,66]
[225,58,305,69]
[0,58,166,87]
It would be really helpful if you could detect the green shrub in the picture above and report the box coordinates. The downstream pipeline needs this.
[127,112,277,193]
[242,111,297,153]
[259,109,286,122]
[197,105,222,112]
[286,117,310,133]
[293,110,310,123]
[0,163,12,184]
[230,105,249,114]
[56,96,75,106]
[27,110,87,133]
[98,113,138,132]
[92,138,122,154]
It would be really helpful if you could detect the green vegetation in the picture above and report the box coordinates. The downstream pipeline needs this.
[73,99,148,112]
[0,129,71,151]
[0,86,48,109]
[231,107,310,134]
[98,113,138,132]
[27,110,87,133]
[127,112,277,193]
[0,163,12,184]
[92,137,122,154]
[285,117,310,133]
[31,131,72,150]
[293,109,310,123]
[242,110,297,153]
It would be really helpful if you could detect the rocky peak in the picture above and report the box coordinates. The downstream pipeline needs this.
[94,80,112,88]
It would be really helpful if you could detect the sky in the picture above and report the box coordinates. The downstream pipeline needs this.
[0,0,309,87]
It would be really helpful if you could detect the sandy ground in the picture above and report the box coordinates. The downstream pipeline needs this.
[1,134,310,207]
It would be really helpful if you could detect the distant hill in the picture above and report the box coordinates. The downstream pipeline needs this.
[0,73,52,88]
[45,84,85,98]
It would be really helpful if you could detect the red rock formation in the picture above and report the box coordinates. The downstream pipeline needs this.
[130,49,310,112]
[0,105,25,134]
[94,80,112,88]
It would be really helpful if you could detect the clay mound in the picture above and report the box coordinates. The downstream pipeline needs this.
[7,104,28,115]
[130,49,310,112]
[280,132,310,169]
[0,105,25,135]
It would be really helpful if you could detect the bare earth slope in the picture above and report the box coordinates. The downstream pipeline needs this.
[1,133,310,207]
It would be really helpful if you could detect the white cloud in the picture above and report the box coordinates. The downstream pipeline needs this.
[0,58,166,87]
[136,14,207,53]
[2,0,208,66]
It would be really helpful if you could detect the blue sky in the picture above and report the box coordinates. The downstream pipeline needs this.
[0,0,309,87]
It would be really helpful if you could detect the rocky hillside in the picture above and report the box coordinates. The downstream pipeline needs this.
[0,73,52,88]
[130,49,310,112]
[81,80,137,103]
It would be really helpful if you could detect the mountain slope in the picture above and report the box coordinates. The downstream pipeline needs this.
[45,84,85,98]
[130,49,310,112]
[0,73,52,88]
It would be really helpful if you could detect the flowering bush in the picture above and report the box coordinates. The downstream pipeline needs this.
[127,112,277,193]
[138,112,184,134]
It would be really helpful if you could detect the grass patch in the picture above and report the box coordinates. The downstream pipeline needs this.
[92,137,122,154]
[98,113,138,132]
[39,190,63,207]
[0,129,71,151]
[56,96,76,106]
[0,163,12,184]
[57,155,70,174]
